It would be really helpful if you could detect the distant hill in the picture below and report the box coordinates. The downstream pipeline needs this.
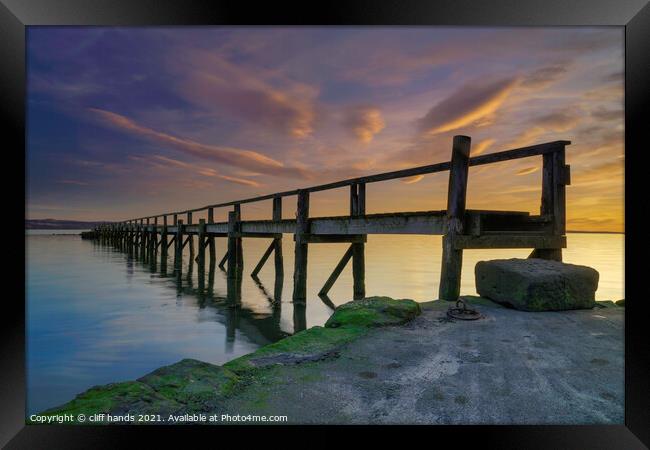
[25,219,112,230]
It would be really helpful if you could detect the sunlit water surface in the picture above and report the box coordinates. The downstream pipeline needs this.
[26,230,623,414]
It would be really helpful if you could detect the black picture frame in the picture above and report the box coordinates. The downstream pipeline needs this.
[3,0,648,447]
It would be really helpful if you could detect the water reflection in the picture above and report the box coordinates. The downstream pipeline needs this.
[26,231,624,415]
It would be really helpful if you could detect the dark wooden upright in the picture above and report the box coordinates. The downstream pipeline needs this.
[351,183,366,300]
[197,218,206,290]
[174,219,184,279]
[160,215,168,269]
[207,207,216,268]
[439,135,471,301]
[293,190,310,302]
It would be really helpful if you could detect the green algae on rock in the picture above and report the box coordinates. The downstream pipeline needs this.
[33,297,422,423]
[324,296,421,328]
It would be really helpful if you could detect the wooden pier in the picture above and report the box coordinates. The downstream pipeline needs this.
[94,136,571,303]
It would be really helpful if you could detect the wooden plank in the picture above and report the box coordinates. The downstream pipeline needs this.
[218,251,228,270]
[239,220,294,234]
[318,245,354,296]
[439,135,471,301]
[454,235,567,249]
[302,234,366,244]
[310,211,445,235]
[293,190,309,302]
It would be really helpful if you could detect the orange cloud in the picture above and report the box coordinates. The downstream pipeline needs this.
[418,77,519,135]
[472,138,495,156]
[89,108,313,179]
[344,106,386,143]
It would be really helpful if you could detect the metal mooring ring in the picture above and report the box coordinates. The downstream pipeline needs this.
[447,299,482,320]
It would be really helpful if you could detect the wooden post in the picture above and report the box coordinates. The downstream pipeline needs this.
[293,190,309,303]
[226,209,242,303]
[160,215,168,271]
[139,219,145,259]
[273,196,284,302]
[150,216,158,265]
[234,204,243,277]
[227,210,240,280]
[187,212,194,271]
[208,207,216,268]
[144,220,148,262]
[197,219,206,291]
[439,135,471,301]
[529,146,566,261]
[351,183,366,300]
[175,219,184,280]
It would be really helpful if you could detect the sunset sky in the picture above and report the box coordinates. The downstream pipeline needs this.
[26,27,624,232]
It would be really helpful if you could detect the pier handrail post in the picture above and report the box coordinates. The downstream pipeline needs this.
[439,135,471,301]
[529,144,568,261]
[351,183,366,300]
[293,190,310,303]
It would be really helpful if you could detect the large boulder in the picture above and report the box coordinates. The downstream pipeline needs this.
[475,258,598,311]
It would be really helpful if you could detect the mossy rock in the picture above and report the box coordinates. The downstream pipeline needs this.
[138,359,239,404]
[325,296,421,328]
[38,381,181,420]
[224,325,367,375]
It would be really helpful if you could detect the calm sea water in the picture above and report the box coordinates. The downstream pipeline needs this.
[26,230,624,414]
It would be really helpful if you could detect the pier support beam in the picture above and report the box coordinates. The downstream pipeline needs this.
[187,212,194,273]
[175,219,184,280]
[529,147,568,262]
[273,197,284,297]
[160,216,168,272]
[227,207,243,302]
[351,183,366,300]
[293,190,310,303]
[439,135,471,301]
[198,219,206,290]
[139,220,146,261]
[208,207,216,268]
